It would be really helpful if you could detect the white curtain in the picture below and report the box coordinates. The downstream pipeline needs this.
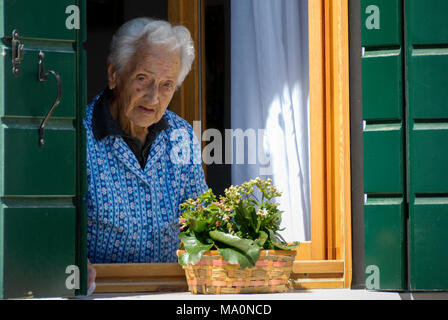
[231,0,311,241]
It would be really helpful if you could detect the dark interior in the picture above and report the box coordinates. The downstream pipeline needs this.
[86,0,168,102]
[204,0,231,196]
[86,0,231,195]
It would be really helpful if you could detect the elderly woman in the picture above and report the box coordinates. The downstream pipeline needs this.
[84,18,208,290]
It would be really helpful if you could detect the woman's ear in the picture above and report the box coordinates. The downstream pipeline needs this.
[107,63,118,90]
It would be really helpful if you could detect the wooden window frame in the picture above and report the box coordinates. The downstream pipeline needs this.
[306,0,352,289]
[93,0,353,293]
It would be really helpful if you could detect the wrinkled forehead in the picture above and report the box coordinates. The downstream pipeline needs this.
[121,43,181,77]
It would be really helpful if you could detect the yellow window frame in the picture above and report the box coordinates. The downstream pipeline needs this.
[93,0,353,293]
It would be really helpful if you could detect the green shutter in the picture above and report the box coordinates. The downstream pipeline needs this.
[0,0,86,298]
[362,0,448,291]
[361,0,407,290]
[406,0,448,290]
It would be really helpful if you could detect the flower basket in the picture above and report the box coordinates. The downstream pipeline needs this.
[177,178,300,294]
[177,250,296,294]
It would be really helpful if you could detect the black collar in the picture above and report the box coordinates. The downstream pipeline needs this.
[92,88,169,141]
[91,88,169,169]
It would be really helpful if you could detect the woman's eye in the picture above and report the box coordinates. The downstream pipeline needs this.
[163,82,173,89]
[137,76,146,82]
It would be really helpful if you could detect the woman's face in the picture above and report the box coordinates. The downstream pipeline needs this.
[108,43,181,129]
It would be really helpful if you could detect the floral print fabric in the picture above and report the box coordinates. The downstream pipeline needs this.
[84,92,208,263]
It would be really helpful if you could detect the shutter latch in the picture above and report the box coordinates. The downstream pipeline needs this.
[38,51,62,147]
[12,29,24,76]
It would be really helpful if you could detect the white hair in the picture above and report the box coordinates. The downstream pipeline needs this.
[108,17,195,87]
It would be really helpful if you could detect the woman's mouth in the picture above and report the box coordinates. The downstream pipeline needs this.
[138,106,155,115]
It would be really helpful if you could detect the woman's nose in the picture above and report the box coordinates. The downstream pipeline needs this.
[145,82,159,104]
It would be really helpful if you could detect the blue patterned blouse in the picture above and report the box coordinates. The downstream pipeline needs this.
[84,92,208,263]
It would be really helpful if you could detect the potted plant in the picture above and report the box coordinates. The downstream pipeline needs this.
[177,178,299,294]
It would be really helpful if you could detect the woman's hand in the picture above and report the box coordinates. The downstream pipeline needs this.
[87,259,96,294]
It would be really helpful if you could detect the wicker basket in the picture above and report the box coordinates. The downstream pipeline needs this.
[177,250,296,294]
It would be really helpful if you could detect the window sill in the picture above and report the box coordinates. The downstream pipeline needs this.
[93,260,346,294]
[83,290,448,300]
[93,263,188,293]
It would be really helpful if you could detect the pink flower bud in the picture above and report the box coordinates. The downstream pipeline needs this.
[216,221,221,227]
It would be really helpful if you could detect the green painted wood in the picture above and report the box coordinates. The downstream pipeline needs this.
[363,0,448,291]
[3,128,76,196]
[0,0,84,299]
[3,46,76,118]
[1,0,76,41]
[3,208,76,298]
[364,199,406,290]
[0,15,5,298]
[406,0,448,290]
[409,200,448,290]
[0,206,3,298]
[361,0,406,290]
[410,130,448,193]
[362,51,403,120]
[363,127,403,193]
[407,53,448,119]
[406,0,448,45]
[361,0,402,47]
[75,0,87,297]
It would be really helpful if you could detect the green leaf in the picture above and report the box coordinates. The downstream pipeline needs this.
[234,201,258,235]
[272,241,300,251]
[255,231,268,248]
[264,212,282,230]
[209,230,252,252]
[209,230,260,264]
[247,205,258,229]
[233,206,250,234]
[188,217,209,233]
[178,252,190,266]
[217,248,255,269]
[239,202,254,225]
[267,230,300,251]
[179,233,214,265]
